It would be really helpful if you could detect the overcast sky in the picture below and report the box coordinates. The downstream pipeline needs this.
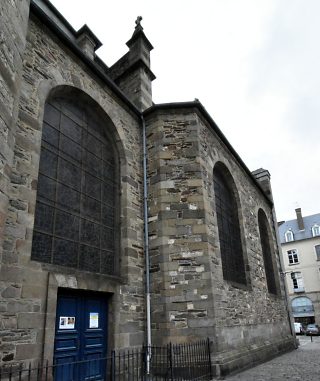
[50,0,320,222]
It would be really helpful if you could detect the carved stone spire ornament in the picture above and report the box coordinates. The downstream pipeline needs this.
[135,16,143,28]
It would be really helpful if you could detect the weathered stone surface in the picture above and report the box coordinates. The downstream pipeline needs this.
[0,6,145,366]
[143,107,294,371]
[0,1,295,377]
[1,285,21,298]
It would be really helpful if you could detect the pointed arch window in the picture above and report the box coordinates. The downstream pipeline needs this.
[258,209,278,295]
[213,164,246,285]
[31,95,118,275]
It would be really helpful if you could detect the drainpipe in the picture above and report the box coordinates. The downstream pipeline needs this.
[272,209,295,341]
[141,114,152,372]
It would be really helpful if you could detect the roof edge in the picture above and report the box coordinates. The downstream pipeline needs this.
[144,101,273,207]
[30,0,141,117]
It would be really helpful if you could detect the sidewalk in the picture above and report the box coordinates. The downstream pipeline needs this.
[223,336,320,381]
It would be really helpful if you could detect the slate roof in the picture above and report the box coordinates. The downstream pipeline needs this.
[278,213,320,244]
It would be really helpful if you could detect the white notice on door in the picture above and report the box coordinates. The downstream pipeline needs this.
[89,312,99,328]
[59,316,75,329]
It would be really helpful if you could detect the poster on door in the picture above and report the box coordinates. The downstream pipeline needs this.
[59,316,75,329]
[89,312,99,328]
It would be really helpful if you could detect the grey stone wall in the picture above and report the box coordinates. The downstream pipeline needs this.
[198,111,291,350]
[145,106,294,373]
[145,109,216,344]
[0,15,146,365]
[0,2,295,375]
[0,0,30,364]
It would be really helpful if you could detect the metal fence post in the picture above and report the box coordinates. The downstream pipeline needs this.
[111,350,116,381]
[207,337,213,379]
[168,342,174,381]
[0,339,213,381]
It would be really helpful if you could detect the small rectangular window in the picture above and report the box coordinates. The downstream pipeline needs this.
[315,245,320,261]
[287,249,299,264]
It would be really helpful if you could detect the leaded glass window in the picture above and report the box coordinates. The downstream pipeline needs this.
[213,165,246,285]
[31,97,117,275]
[258,209,278,295]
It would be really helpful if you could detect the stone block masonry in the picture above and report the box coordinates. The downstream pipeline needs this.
[0,0,30,268]
[144,105,295,374]
[0,0,31,365]
[0,12,146,364]
[145,109,216,344]
[0,0,296,376]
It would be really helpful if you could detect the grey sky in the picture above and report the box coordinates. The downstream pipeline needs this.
[50,0,320,222]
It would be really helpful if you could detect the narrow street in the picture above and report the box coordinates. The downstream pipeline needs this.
[224,336,320,381]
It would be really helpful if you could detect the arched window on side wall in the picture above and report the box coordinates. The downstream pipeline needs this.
[258,209,278,295]
[213,163,246,285]
[31,94,118,275]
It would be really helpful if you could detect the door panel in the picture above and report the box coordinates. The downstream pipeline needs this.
[82,297,107,380]
[54,290,108,381]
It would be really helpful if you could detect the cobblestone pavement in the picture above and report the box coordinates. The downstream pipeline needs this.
[223,336,320,381]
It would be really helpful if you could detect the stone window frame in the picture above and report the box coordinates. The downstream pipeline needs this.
[315,245,320,261]
[30,86,125,280]
[287,249,299,265]
[212,162,251,289]
[257,208,280,295]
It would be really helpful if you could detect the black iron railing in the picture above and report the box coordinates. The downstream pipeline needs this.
[0,338,212,380]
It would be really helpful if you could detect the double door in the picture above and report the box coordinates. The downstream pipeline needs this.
[54,290,108,381]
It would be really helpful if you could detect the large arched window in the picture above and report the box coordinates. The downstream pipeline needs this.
[213,163,246,285]
[258,209,278,295]
[292,297,314,315]
[31,95,118,275]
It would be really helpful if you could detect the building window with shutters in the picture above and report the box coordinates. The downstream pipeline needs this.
[213,163,247,286]
[31,95,118,275]
[291,272,304,292]
[287,249,299,264]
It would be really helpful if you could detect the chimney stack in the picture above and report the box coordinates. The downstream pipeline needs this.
[295,208,304,230]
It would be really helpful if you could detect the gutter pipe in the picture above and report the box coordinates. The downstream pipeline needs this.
[141,114,152,373]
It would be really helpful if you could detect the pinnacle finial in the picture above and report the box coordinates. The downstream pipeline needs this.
[135,16,143,28]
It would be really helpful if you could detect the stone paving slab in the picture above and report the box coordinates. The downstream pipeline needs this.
[223,336,320,381]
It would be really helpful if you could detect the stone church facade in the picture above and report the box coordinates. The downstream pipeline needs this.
[0,0,295,377]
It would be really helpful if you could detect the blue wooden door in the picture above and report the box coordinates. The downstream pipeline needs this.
[54,290,108,381]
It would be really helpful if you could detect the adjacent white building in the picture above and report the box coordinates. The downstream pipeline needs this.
[278,208,320,325]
